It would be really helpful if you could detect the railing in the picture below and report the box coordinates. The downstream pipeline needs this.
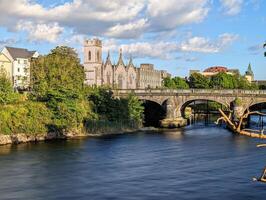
[113,89,266,96]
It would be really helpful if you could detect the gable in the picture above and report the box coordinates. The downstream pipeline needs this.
[0,53,11,63]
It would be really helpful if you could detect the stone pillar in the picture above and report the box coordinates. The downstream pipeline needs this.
[166,97,176,119]
[160,97,187,128]
[232,98,245,122]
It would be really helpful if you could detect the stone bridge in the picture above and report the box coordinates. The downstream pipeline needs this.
[113,89,266,127]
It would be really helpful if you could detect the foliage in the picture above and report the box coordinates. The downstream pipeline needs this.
[234,97,242,106]
[188,73,210,89]
[30,46,85,100]
[210,72,238,89]
[127,93,144,122]
[30,46,91,132]
[187,72,258,90]
[163,77,189,89]
[86,87,144,123]
[0,69,20,104]
[0,101,52,135]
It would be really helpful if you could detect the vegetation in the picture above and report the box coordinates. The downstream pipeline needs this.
[163,77,189,89]
[0,46,144,136]
[164,72,258,90]
[188,73,210,89]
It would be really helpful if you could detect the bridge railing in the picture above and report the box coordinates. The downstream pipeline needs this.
[113,89,266,96]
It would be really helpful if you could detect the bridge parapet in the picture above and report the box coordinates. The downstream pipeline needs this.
[113,89,266,97]
[113,89,266,128]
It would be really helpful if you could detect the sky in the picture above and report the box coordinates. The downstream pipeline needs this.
[0,0,265,79]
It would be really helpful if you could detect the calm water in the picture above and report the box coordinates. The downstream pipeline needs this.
[1,127,266,200]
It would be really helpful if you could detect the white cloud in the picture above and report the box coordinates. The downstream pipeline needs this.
[102,33,239,60]
[106,19,148,38]
[16,21,64,42]
[179,33,238,53]
[220,0,243,15]
[120,42,178,59]
[147,0,209,31]
[0,0,211,41]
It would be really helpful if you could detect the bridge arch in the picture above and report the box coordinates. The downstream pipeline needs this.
[141,99,166,127]
[179,98,228,119]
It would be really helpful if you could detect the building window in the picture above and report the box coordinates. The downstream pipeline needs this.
[118,74,123,89]
[107,71,111,85]
[18,59,20,64]
[18,68,20,72]
[88,51,91,61]
[24,60,28,64]
[97,51,100,62]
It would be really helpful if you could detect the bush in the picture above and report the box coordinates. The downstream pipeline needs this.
[0,101,52,135]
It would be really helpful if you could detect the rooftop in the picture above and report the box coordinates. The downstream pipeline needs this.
[5,47,36,59]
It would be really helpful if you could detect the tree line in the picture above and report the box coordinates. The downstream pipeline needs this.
[164,72,258,90]
[0,46,144,135]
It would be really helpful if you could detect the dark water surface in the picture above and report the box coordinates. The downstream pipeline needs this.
[1,127,266,200]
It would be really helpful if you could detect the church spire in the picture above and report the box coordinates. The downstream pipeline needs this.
[105,50,112,65]
[128,54,134,66]
[246,63,254,76]
[117,48,124,66]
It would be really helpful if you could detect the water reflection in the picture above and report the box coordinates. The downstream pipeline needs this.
[0,128,266,200]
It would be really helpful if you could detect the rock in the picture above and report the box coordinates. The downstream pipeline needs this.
[0,135,12,145]
[160,118,187,128]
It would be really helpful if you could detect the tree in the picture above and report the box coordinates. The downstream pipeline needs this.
[210,72,237,89]
[188,73,210,89]
[87,87,144,123]
[127,93,144,122]
[30,46,89,132]
[30,46,85,100]
[0,69,19,104]
[163,77,189,89]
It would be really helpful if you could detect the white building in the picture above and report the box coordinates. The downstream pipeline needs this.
[1,47,38,89]
[83,38,171,89]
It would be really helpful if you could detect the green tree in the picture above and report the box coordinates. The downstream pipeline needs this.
[30,46,85,100]
[163,77,176,88]
[164,77,189,89]
[30,46,90,132]
[210,72,237,89]
[188,73,210,89]
[0,69,19,104]
[87,87,144,123]
[127,93,144,122]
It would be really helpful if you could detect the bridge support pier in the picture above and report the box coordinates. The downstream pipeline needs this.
[160,97,187,128]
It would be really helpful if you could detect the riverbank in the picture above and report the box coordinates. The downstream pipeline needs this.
[0,127,160,146]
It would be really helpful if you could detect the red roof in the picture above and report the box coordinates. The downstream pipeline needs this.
[204,66,228,73]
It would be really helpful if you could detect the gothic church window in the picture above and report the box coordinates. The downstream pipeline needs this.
[88,51,91,61]
[97,51,100,62]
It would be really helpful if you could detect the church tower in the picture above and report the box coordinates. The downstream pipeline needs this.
[84,38,103,86]
[245,63,254,83]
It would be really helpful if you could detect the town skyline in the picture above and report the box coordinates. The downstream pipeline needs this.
[0,0,265,79]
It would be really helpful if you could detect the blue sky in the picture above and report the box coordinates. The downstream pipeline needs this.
[0,0,265,79]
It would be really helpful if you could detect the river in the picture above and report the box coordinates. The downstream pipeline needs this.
[0,126,266,200]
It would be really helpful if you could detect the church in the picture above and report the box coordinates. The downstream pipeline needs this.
[83,38,170,89]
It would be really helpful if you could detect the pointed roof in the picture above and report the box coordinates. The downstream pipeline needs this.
[105,51,112,66]
[246,63,254,76]
[127,55,135,68]
[117,48,124,66]
[5,47,37,59]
